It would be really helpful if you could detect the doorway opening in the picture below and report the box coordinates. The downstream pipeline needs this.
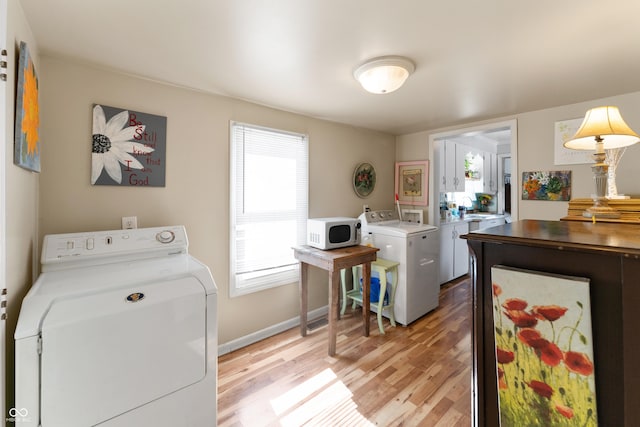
[429,119,518,226]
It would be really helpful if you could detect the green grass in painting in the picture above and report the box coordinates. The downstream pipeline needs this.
[492,290,598,427]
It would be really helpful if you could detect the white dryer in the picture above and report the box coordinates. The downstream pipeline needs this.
[359,210,440,325]
[14,226,217,427]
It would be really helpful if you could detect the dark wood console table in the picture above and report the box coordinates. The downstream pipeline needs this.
[463,220,640,427]
[293,245,378,356]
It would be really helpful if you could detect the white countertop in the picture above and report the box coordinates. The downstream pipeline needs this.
[440,217,472,225]
[464,213,505,221]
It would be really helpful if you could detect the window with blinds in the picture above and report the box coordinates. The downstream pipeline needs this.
[230,122,308,297]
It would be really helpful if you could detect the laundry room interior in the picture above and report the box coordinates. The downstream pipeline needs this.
[4,0,640,426]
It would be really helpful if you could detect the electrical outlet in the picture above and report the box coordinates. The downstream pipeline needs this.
[122,216,137,229]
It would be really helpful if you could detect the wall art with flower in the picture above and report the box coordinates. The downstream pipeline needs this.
[92,104,166,186]
[491,266,598,426]
[395,160,428,206]
[522,170,571,201]
[353,162,376,198]
[14,41,40,172]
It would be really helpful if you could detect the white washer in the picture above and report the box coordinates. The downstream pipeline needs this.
[359,210,440,325]
[14,226,217,427]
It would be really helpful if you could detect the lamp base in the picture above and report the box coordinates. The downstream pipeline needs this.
[582,148,621,219]
[582,200,621,219]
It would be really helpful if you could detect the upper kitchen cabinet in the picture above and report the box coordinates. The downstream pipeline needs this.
[438,141,467,192]
[483,151,498,193]
[436,141,499,195]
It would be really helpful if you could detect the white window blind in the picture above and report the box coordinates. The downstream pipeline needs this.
[230,122,308,297]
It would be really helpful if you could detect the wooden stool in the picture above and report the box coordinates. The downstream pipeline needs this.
[341,258,400,334]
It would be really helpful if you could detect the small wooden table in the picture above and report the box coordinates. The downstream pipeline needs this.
[293,245,379,356]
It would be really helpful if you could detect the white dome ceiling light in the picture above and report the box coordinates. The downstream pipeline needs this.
[354,56,415,94]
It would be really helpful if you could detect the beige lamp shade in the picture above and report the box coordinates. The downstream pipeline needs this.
[354,56,415,94]
[564,106,640,150]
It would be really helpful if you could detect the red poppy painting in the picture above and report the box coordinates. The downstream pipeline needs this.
[491,266,598,426]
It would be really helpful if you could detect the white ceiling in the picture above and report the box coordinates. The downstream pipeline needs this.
[20,0,640,136]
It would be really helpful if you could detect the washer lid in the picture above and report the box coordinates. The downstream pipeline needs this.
[363,221,437,238]
[40,276,207,427]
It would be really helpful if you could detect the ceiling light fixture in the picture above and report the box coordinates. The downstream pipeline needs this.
[354,56,415,94]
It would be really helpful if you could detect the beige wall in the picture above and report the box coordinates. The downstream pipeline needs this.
[396,132,429,161]
[37,56,396,347]
[394,132,431,222]
[5,0,40,412]
[397,93,640,221]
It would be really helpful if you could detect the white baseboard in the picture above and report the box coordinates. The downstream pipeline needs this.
[218,305,329,356]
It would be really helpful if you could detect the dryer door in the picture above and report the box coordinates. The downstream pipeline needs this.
[40,276,206,427]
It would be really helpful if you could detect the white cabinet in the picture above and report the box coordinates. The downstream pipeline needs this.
[439,221,470,284]
[483,152,498,193]
[440,142,467,192]
[468,216,506,232]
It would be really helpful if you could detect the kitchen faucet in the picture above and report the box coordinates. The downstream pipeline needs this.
[462,196,474,209]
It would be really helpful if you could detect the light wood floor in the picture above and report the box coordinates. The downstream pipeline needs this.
[218,277,471,427]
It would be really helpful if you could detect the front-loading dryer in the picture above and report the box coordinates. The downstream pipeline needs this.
[14,226,217,427]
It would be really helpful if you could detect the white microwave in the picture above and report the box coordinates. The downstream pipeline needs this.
[307,217,361,250]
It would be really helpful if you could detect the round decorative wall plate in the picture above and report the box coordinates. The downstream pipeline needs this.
[353,162,376,198]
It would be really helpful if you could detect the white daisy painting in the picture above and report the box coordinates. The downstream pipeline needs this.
[91,104,166,186]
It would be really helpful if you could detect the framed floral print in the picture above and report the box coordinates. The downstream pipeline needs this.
[522,170,571,201]
[555,118,593,165]
[395,160,428,206]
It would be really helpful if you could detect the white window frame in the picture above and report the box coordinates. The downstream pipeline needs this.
[229,121,308,297]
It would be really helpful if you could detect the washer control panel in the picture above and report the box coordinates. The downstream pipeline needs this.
[41,225,188,270]
[156,230,175,243]
[362,210,400,224]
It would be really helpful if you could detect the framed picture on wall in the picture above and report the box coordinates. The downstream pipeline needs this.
[522,170,571,201]
[353,162,376,198]
[14,41,41,173]
[91,104,167,187]
[395,160,429,206]
[554,118,593,165]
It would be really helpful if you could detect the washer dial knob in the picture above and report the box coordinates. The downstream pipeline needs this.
[156,230,175,243]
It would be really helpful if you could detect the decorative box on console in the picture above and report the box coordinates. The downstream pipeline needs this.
[562,198,640,223]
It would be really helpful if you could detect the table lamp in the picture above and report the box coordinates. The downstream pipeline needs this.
[564,106,639,218]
